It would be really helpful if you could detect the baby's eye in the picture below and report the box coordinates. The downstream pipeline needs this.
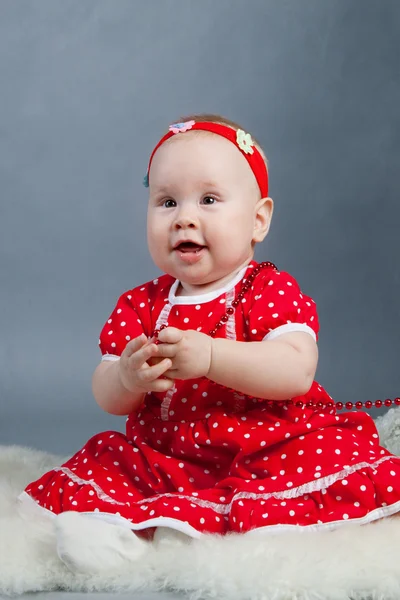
[162,199,176,208]
[202,196,216,205]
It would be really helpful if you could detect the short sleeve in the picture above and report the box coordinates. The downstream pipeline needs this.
[98,291,145,361]
[247,270,319,343]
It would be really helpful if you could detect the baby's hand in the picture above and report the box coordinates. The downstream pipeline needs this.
[155,327,213,381]
[118,334,175,393]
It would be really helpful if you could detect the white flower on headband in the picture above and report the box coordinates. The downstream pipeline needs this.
[236,129,254,154]
[169,120,196,134]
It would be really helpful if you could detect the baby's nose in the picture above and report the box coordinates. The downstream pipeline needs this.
[174,213,199,228]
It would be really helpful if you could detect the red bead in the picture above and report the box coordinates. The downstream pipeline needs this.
[231,300,239,307]
[355,401,363,409]
[395,398,400,406]
[306,401,314,407]
[336,402,344,410]
[345,402,353,410]
[316,402,324,409]
[226,307,234,314]
[365,401,373,409]
[220,315,229,322]
[295,401,304,408]
[326,402,334,408]
[384,399,392,407]
[374,400,383,408]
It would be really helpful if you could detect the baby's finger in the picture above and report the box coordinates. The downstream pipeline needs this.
[157,327,183,344]
[127,342,158,369]
[137,358,172,384]
[150,376,175,393]
[124,334,148,358]
[155,342,177,358]
[129,342,158,370]
[163,369,179,379]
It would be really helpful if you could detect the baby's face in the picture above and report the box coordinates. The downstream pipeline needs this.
[146,132,263,289]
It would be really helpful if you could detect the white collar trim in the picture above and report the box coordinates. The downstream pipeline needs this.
[168,263,254,305]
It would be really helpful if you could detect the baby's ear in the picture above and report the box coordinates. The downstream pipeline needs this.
[253,197,273,243]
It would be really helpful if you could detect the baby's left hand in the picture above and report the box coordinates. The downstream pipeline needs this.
[153,327,213,380]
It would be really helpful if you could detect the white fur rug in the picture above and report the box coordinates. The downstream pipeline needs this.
[1,408,400,600]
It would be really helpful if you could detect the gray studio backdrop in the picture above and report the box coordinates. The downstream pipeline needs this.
[1,0,399,455]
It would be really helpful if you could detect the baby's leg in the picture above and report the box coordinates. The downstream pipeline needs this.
[55,511,150,575]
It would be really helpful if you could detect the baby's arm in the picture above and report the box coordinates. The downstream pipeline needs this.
[207,332,318,400]
[92,360,146,416]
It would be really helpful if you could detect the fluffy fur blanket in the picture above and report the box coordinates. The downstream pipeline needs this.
[1,407,400,600]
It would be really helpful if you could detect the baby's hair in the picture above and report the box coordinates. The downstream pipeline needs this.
[177,113,268,170]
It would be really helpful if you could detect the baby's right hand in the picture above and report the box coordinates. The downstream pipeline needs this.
[118,333,175,393]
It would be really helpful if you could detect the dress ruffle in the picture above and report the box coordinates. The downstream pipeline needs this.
[22,405,400,536]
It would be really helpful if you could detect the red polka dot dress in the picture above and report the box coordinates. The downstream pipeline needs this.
[20,260,400,537]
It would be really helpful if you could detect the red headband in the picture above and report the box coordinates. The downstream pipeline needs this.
[144,120,268,198]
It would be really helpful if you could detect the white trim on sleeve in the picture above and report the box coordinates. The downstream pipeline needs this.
[262,323,317,342]
[101,354,120,362]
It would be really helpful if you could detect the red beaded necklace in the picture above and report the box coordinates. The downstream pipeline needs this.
[153,261,400,412]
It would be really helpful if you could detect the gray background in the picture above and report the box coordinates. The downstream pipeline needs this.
[1,0,399,456]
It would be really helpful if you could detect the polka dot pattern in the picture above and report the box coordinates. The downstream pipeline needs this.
[246,270,319,343]
[24,261,400,535]
[99,292,144,356]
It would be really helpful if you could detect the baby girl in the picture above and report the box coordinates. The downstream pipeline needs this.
[18,114,400,574]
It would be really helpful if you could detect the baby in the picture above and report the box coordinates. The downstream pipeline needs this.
[19,114,400,574]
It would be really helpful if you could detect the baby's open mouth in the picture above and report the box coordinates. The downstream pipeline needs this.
[175,242,206,253]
